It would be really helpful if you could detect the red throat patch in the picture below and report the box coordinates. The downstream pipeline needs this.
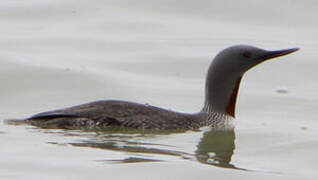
[226,77,242,118]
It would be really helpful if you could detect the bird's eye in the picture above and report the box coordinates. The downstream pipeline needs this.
[242,51,251,59]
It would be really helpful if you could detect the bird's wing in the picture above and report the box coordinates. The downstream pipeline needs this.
[25,100,193,129]
[26,100,147,125]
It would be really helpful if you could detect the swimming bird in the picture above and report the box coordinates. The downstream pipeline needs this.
[19,45,299,130]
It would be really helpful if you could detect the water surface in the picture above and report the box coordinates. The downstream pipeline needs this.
[1,1,317,179]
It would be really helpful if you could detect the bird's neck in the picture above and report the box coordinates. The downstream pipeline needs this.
[202,65,243,118]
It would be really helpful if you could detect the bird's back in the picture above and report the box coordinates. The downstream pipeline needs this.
[26,100,203,130]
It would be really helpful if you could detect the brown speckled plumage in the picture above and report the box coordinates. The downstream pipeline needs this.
[27,100,206,130]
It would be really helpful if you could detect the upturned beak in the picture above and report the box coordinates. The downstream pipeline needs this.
[258,48,299,61]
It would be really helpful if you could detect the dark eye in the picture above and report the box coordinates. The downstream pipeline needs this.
[242,51,251,59]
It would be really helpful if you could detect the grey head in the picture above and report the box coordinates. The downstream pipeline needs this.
[203,45,299,118]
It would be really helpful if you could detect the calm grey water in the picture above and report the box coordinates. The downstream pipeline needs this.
[1,1,317,179]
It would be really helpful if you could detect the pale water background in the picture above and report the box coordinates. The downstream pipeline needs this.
[0,0,317,179]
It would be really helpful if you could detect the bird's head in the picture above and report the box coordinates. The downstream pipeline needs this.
[204,45,299,118]
[212,45,299,76]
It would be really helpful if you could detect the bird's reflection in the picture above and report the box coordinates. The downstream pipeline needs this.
[61,127,247,170]
[195,129,244,170]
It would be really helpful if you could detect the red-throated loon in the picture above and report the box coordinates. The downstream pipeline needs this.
[14,45,299,130]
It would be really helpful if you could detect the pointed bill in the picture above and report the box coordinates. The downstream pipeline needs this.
[258,48,299,61]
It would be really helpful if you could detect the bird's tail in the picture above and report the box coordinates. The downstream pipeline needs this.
[3,118,29,126]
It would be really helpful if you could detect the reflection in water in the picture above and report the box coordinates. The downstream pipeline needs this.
[5,120,247,169]
[104,157,163,163]
[196,129,234,167]
[70,133,192,163]
[195,129,245,170]
[66,128,247,170]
